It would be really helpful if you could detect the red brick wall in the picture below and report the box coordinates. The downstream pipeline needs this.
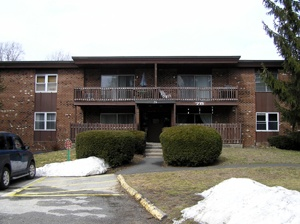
[232,68,256,147]
[0,68,84,151]
[212,68,256,147]
[0,69,35,148]
[157,69,177,87]
[56,69,84,149]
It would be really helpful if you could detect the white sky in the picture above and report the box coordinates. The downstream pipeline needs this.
[0,0,282,61]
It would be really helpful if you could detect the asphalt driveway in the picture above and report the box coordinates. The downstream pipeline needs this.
[0,175,159,224]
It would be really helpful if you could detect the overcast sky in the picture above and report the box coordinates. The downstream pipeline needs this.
[1,0,282,61]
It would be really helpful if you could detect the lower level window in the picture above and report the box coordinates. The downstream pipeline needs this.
[256,112,279,131]
[100,113,134,124]
[177,113,212,124]
[34,112,56,130]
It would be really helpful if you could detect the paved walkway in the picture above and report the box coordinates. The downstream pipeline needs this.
[117,157,300,175]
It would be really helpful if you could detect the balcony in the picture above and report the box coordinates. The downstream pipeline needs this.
[74,87,238,103]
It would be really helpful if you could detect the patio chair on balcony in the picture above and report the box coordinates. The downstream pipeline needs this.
[159,90,171,99]
[85,93,94,100]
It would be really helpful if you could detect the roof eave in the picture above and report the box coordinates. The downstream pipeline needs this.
[72,56,241,65]
[237,60,284,68]
[0,61,77,69]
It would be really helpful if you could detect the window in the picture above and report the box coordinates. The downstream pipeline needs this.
[101,75,134,88]
[255,72,277,92]
[101,75,134,99]
[100,113,134,124]
[177,113,212,124]
[34,112,56,131]
[256,112,279,131]
[36,74,57,92]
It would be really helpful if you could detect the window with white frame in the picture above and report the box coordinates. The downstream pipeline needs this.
[256,112,279,131]
[35,74,57,92]
[34,112,56,130]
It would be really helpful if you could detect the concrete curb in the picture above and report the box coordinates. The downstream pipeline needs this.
[117,174,167,221]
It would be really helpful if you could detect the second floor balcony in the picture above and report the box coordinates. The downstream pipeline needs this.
[74,87,238,104]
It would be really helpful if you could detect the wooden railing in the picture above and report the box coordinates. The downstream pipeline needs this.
[70,123,135,142]
[74,87,238,102]
[177,123,242,144]
[204,123,242,144]
[70,123,241,144]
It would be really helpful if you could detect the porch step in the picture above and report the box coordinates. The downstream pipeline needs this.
[145,142,163,157]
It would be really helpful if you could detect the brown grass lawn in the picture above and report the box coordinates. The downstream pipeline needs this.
[122,147,300,223]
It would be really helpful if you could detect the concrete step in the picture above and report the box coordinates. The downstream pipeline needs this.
[145,142,163,157]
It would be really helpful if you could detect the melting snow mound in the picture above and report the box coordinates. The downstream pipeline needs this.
[175,178,300,224]
[36,156,109,177]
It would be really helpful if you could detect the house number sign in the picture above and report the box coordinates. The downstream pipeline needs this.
[195,102,205,106]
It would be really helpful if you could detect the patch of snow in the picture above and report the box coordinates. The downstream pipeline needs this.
[36,156,109,177]
[174,178,300,224]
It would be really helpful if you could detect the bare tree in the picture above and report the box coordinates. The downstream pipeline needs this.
[46,50,72,61]
[0,42,24,61]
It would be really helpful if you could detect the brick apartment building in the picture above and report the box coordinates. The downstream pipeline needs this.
[0,56,289,151]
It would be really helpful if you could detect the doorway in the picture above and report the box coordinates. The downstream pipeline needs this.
[139,104,172,142]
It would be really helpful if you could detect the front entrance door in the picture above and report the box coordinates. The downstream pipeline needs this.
[139,104,172,142]
[147,112,164,142]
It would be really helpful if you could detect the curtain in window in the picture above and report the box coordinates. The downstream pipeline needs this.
[47,75,57,91]
[118,76,134,99]
[195,76,211,99]
[36,76,46,91]
[199,114,212,123]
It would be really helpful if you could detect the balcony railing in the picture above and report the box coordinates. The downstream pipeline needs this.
[74,87,238,102]
[177,123,242,144]
[70,123,241,144]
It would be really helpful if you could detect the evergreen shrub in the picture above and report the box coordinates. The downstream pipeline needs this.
[130,130,146,154]
[76,130,135,167]
[268,132,300,151]
[160,125,222,166]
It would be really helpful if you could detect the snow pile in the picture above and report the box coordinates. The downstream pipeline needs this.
[175,178,300,224]
[36,156,109,177]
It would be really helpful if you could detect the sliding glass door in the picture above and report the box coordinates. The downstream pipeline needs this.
[178,75,212,100]
[101,75,134,99]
